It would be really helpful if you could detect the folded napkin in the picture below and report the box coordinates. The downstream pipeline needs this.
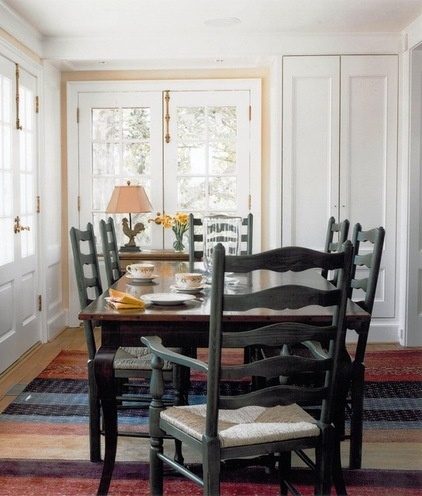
[107,288,145,310]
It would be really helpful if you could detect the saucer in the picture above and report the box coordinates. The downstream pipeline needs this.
[141,293,196,306]
[126,273,159,283]
[170,284,205,294]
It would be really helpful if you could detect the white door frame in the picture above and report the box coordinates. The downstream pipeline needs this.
[66,79,261,326]
[405,42,422,346]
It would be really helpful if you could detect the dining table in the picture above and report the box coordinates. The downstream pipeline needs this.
[79,258,370,494]
[80,258,371,395]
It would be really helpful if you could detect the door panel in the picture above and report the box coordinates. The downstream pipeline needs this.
[282,56,340,249]
[0,57,39,373]
[340,56,398,318]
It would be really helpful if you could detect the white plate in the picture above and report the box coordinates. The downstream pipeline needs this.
[126,273,159,282]
[141,293,196,306]
[170,284,205,294]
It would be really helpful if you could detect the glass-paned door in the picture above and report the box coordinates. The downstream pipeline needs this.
[0,56,39,373]
[78,87,253,251]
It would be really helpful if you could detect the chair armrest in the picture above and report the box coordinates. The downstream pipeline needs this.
[141,335,209,373]
[302,340,329,360]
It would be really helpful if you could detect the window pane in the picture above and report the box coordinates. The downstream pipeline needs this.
[122,108,150,140]
[209,106,237,138]
[209,176,237,210]
[209,141,236,174]
[177,142,206,174]
[92,109,119,140]
[177,177,207,210]
[123,142,151,175]
[92,143,119,175]
[177,107,205,139]
[92,177,114,211]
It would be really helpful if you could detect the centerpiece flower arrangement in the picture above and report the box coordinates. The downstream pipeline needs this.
[150,212,189,252]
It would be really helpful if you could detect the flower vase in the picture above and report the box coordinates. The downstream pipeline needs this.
[173,234,185,253]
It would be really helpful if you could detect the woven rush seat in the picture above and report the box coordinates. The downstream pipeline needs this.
[115,347,176,371]
[160,403,320,448]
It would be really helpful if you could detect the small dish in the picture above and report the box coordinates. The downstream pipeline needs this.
[126,273,159,283]
[141,293,196,306]
[170,284,205,294]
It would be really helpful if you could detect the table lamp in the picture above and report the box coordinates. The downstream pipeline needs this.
[105,181,153,251]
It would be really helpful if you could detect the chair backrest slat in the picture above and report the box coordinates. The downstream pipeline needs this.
[99,217,122,287]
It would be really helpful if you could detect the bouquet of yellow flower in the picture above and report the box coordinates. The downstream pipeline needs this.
[150,212,189,252]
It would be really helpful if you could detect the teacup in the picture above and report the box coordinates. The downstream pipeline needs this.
[126,263,154,279]
[175,272,205,289]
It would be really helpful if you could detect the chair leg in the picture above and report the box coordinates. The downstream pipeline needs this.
[174,439,184,465]
[278,451,292,496]
[349,361,365,469]
[316,425,335,496]
[150,435,164,496]
[332,430,348,496]
[87,359,102,463]
[203,439,221,496]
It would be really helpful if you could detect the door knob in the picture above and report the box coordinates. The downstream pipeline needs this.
[14,216,30,234]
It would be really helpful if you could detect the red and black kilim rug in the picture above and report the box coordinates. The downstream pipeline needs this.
[0,349,420,495]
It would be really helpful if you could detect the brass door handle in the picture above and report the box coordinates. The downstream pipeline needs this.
[14,216,30,234]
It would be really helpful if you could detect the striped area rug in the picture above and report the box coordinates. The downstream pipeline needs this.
[0,459,420,496]
[0,349,420,495]
[1,349,420,440]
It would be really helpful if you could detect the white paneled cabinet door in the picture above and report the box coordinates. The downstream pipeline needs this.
[282,56,340,249]
[282,55,397,320]
[340,56,397,317]
[0,57,39,373]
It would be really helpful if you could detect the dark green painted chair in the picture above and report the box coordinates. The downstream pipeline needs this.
[70,223,178,492]
[142,242,353,496]
[344,224,385,469]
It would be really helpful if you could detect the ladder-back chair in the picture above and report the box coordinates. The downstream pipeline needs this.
[70,223,178,493]
[345,223,385,469]
[142,242,353,496]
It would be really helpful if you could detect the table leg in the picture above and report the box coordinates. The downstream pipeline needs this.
[94,347,118,496]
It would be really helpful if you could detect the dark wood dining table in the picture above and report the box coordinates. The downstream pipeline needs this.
[79,259,370,494]
[79,258,370,405]
[80,259,370,347]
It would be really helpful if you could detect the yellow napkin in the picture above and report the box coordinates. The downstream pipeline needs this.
[107,288,145,310]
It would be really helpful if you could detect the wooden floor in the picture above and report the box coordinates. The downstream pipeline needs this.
[0,326,420,471]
